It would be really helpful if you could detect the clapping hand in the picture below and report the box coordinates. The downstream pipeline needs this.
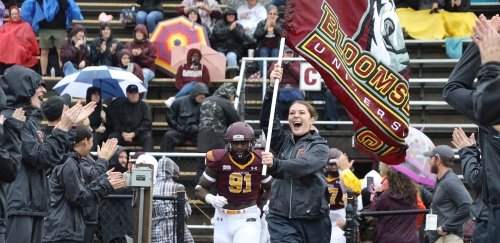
[97,138,118,160]
[11,108,26,122]
[230,21,238,31]
[473,14,500,64]
[76,101,97,124]
[56,103,82,131]
[451,127,475,150]
[100,41,107,53]
[338,153,354,171]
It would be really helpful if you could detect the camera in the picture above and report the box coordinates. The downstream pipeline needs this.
[122,167,153,187]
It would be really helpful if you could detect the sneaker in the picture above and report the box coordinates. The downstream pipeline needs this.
[164,97,176,108]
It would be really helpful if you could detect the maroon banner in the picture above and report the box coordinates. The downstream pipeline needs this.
[282,0,410,164]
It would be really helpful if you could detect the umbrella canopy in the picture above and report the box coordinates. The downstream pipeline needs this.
[53,66,146,99]
[392,127,436,187]
[151,16,210,76]
[171,43,227,81]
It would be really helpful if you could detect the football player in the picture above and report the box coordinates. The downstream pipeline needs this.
[195,122,272,243]
[326,148,347,243]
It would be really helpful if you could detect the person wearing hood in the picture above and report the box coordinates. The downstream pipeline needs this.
[136,0,163,33]
[124,24,157,98]
[0,85,26,243]
[164,48,211,107]
[211,8,246,75]
[186,7,210,35]
[116,49,145,82]
[107,84,154,152]
[161,82,209,152]
[42,125,126,242]
[151,156,194,242]
[196,82,239,176]
[0,65,82,243]
[178,0,222,29]
[108,146,131,173]
[60,24,90,76]
[86,87,109,151]
[0,6,39,71]
[90,22,122,66]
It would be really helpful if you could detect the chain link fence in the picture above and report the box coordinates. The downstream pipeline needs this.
[92,189,187,243]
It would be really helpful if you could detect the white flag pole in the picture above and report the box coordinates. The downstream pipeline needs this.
[262,38,286,176]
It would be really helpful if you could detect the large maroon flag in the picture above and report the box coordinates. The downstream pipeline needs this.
[282,0,411,164]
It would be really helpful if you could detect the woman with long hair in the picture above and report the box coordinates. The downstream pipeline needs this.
[370,167,420,242]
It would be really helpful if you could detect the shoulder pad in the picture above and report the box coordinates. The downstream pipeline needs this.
[205,149,227,168]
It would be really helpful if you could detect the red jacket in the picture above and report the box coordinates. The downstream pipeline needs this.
[125,24,157,71]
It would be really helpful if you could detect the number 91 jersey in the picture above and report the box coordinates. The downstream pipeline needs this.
[206,149,271,204]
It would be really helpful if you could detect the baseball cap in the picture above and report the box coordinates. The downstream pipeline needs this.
[126,84,139,93]
[423,145,454,162]
[328,148,343,164]
[41,94,72,122]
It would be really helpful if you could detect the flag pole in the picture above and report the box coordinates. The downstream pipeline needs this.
[262,37,286,176]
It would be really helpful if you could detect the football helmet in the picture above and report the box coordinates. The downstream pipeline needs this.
[225,122,255,160]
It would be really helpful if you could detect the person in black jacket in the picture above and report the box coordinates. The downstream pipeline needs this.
[0,65,82,243]
[0,91,26,243]
[107,84,154,152]
[42,125,126,242]
[86,87,108,151]
[90,22,122,67]
[452,127,488,242]
[211,8,246,72]
[443,15,500,243]
[260,64,331,242]
[161,82,209,152]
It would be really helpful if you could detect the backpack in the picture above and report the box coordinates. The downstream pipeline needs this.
[120,8,136,26]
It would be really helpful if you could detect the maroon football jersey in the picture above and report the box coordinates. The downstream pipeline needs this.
[206,149,270,204]
[327,177,344,210]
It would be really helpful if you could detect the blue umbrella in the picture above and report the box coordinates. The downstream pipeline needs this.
[53,66,146,99]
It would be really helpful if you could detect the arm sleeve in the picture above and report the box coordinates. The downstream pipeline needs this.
[59,46,79,66]
[212,22,229,39]
[442,43,481,122]
[137,42,157,67]
[223,102,241,126]
[166,102,180,131]
[269,142,329,179]
[134,103,152,134]
[202,65,211,87]
[21,127,70,170]
[253,20,266,40]
[0,118,24,182]
[440,180,472,232]
[339,170,362,194]
[472,62,500,126]
[459,145,482,191]
[62,162,113,208]
[175,65,185,90]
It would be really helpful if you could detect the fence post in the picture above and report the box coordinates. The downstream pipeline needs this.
[344,192,358,243]
[176,185,186,243]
